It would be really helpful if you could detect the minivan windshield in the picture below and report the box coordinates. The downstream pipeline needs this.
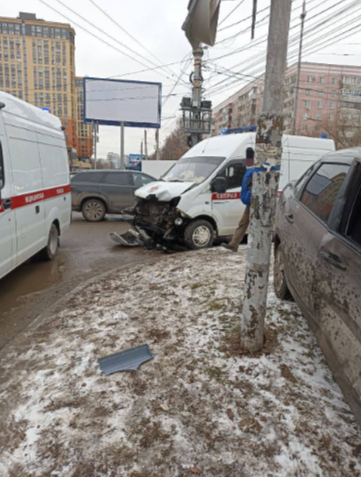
[162,156,225,184]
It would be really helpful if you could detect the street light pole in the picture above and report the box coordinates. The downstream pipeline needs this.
[240,0,292,352]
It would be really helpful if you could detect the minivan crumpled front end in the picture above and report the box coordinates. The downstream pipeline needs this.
[112,194,189,250]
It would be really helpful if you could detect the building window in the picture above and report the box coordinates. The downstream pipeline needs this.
[303,113,308,120]
[37,26,42,37]
[315,114,321,120]
[307,76,314,83]
[331,91,336,98]
[43,27,49,38]
[318,90,323,96]
[328,114,334,121]
[319,77,325,84]
[317,101,322,109]
[55,28,61,39]
[332,78,338,85]
[330,102,335,109]
[304,101,310,109]
[305,89,310,95]
[302,124,307,132]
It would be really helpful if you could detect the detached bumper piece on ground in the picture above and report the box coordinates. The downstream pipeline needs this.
[98,344,153,375]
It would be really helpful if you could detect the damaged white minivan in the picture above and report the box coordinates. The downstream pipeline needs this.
[112,132,335,251]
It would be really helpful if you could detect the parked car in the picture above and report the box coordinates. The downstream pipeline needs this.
[274,148,361,417]
[71,170,156,222]
[116,133,334,250]
[0,92,71,280]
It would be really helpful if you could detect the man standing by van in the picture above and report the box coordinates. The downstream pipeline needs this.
[221,167,254,252]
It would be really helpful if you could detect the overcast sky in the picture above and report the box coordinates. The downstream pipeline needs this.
[2,0,361,158]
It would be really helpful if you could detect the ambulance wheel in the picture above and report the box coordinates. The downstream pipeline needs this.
[82,199,106,222]
[184,220,215,250]
[40,223,59,261]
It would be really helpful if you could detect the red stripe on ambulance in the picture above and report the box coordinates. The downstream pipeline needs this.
[0,184,71,213]
[212,192,240,201]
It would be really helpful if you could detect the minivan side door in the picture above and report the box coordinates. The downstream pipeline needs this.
[282,160,351,312]
[100,172,134,212]
[0,127,16,279]
[312,160,361,397]
[212,160,247,236]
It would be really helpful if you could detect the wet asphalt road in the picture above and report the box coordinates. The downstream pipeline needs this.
[0,213,160,351]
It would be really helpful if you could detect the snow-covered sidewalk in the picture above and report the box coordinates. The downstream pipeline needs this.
[0,247,360,477]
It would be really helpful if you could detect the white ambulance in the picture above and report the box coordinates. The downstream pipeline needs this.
[0,92,71,279]
[115,133,335,250]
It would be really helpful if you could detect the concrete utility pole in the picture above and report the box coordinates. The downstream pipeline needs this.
[240,0,292,352]
[191,46,204,147]
[140,141,143,157]
[144,130,148,160]
[293,0,307,135]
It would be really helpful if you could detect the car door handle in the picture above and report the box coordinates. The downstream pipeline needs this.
[285,213,294,224]
[319,251,347,271]
[3,198,12,210]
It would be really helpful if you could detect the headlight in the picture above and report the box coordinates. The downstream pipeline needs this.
[174,218,183,226]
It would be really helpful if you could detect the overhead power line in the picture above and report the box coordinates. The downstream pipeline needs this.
[87,0,180,81]
[50,0,173,81]
[39,0,164,74]
[218,0,247,27]
[207,19,361,99]
[205,0,361,95]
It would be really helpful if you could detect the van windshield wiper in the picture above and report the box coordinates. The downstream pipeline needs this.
[168,179,184,183]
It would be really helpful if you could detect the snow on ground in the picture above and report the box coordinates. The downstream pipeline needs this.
[0,247,360,477]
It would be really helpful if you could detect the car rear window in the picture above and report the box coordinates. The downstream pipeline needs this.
[103,173,130,185]
[300,163,350,223]
[72,172,104,183]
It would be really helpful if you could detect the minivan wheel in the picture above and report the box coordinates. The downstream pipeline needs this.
[184,219,215,250]
[274,245,292,300]
[82,199,106,222]
[40,223,59,261]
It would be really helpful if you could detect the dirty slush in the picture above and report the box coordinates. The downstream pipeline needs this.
[0,248,360,477]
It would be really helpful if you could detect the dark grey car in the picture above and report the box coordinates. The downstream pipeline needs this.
[274,148,361,420]
[71,170,155,222]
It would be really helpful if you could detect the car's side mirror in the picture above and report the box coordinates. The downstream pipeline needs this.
[211,176,227,194]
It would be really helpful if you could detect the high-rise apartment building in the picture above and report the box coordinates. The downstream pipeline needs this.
[0,12,92,159]
[76,77,92,159]
[212,62,361,148]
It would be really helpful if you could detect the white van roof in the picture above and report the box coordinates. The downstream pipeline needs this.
[182,132,335,159]
[183,133,255,159]
[0,91,62,131]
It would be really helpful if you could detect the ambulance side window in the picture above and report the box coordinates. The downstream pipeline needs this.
[0,142,4,189]
[222,163,246,190]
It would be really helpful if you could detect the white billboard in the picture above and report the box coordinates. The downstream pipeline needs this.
[84,78,162,128]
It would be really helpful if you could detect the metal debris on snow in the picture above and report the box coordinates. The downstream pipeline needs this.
[98,344,153,375]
